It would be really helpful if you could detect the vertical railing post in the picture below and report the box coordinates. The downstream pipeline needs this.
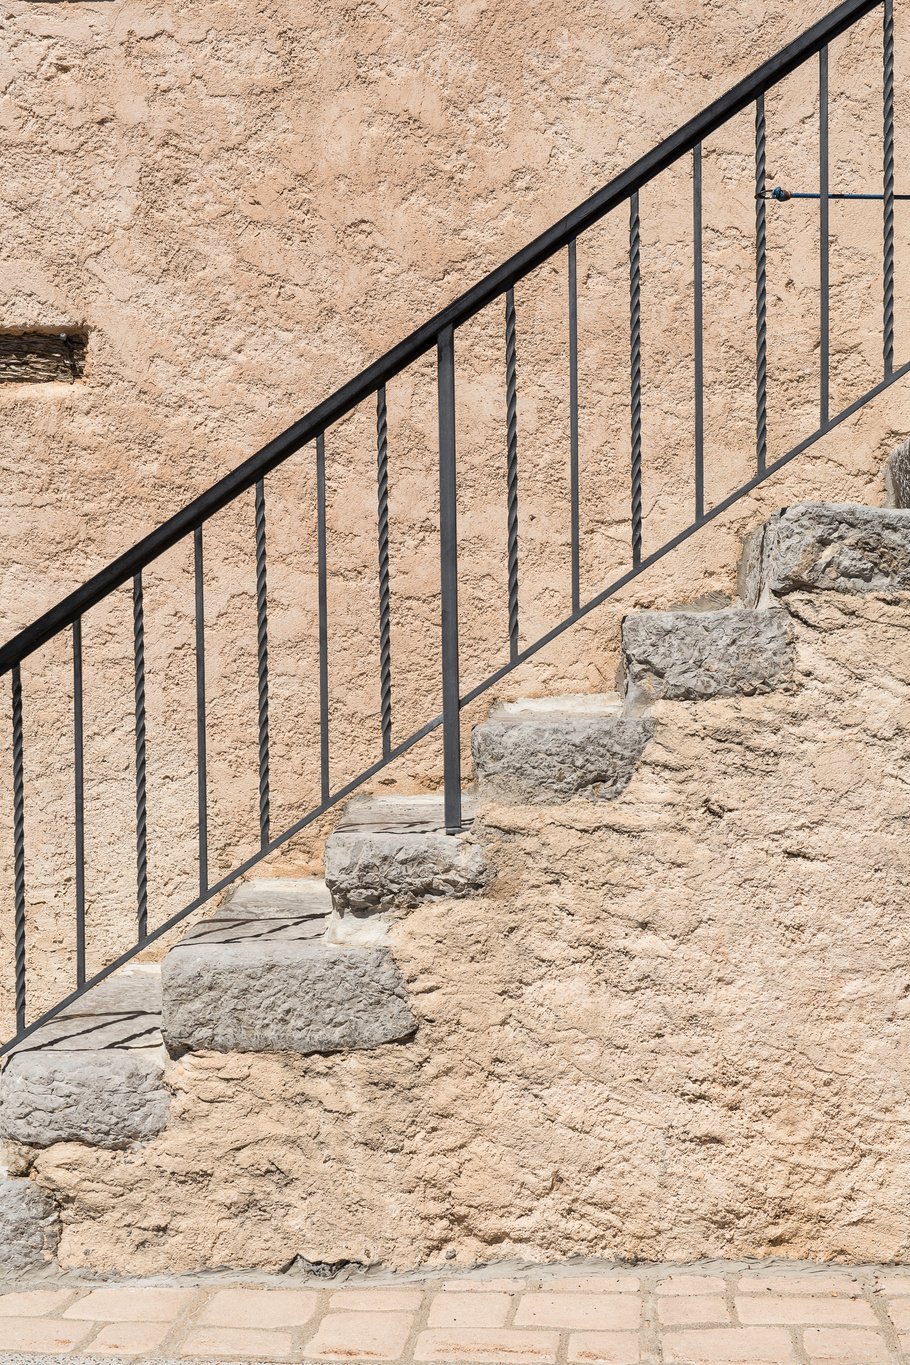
[316,433,330,804]
[193,526,208,895]
[505,289,519,659]
[254,479,270,850]
[568,239,580,613]
[437,325,462,834]
[72,619,85,986]
[629,192,643,567]
[755,96,768,474]
[11,666,26,1032]
[376,388,393,759]
[883,0,895,378]
[132,572,148,943]
[693,143,705,522]
[819,46,830,425]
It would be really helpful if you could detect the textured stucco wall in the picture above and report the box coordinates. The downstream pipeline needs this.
[28,587,910,1273]
[2,0,910,1030]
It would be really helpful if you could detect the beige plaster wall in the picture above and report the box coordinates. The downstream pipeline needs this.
[29,586,910,1272]
[2,0,910,1031]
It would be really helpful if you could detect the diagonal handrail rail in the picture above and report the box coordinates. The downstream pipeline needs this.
[0,0,880,677]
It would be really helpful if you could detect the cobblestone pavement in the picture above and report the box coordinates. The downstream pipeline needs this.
[1,1262,909,1363]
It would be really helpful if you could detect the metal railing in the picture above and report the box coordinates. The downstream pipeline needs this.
[0,0,903,1052]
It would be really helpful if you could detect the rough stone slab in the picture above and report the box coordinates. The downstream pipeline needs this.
[472,704,652,803]
[760,503,910,596]
[885,438,910,508]
[161,939,416,1053]
[0,1050,169,1150]
[325,795,489,915]
[622,608,793,701]
[0,1179,58,1275]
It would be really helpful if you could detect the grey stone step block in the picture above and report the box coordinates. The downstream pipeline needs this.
[324,795,489,915]
[0,1178,58,1276]
[472,696,652,803]
[757,503,910,597]
[161,938,416,1054]
[0,966,168,1151]
[622,608,794,702]
[0,1050,168,1150]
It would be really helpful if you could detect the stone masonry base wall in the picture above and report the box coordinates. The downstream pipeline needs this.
[26,588,910,1274]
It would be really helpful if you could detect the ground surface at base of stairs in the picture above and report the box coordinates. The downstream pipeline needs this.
[0,1259,909,1363]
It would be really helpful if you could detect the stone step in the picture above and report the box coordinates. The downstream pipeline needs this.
[324,794,489,917]
[471,694,652,803]
[621,607,794,702]
[160,877,416,1055]
[743,503,910,603]
[0,966,168,1150]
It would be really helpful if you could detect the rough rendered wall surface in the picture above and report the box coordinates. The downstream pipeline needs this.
[34,589,910,1272]
[4,0,910,1034]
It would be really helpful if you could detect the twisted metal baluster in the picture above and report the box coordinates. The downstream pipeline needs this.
[255,479,270,849]
[568,240,580,612]
[755,96,768,473]
[629,193,643,567]
[12,666,25,1031]
[316,434,330,804]
[377,388,392,758]
[884,0,895,377]
[505,288,519,658]
[133,573,148,942]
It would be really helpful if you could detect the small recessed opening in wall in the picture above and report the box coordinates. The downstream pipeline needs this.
[0,331,88,384]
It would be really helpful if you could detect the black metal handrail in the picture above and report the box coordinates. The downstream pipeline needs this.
[1,0,902,1052]
[0,0,882,677]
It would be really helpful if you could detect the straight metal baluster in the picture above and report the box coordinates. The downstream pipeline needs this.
[316,433,330,804]
[505,288,519,659]
[884,0,895,377]
[254,479,270,849]
[756,96,768,473]
[72,620,85,986]
[376,388,392,759]
[693,144,705,522]
[133,573,148,942]
[820,46,830,425]
[194,527,208,894]
[437,325,462,835]
[11,666,25,1032]
[629,192,643,566]
[568,239,580,613]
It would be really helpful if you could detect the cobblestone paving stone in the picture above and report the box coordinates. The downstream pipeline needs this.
[0,1261,909,1363]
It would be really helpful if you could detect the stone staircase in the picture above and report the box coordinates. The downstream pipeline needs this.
[4,496,910,1276]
